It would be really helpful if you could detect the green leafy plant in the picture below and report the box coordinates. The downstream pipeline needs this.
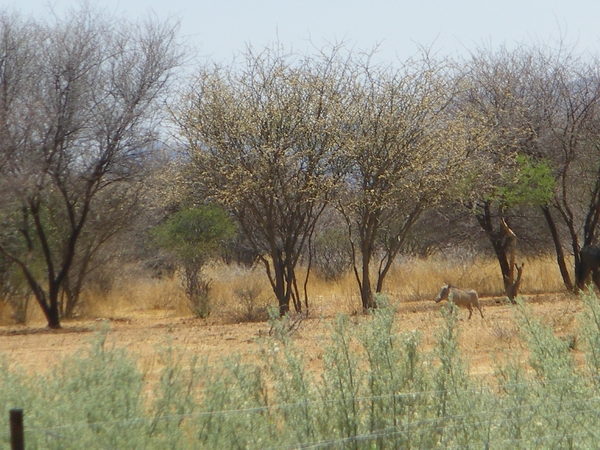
[152,205,236,317]
[493,154,555,208]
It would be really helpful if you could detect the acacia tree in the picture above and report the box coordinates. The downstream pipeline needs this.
[0,8,182,328]
[537,53,600,290]
[152,206,236,317]
[338,56,462,310]
[456,45,559,300]
[466,44,600,293]
[177,45,352,315]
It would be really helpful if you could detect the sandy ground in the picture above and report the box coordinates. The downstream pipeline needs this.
[0,292,584,384]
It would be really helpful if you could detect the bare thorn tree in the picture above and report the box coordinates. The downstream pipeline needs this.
[0,7,182,328]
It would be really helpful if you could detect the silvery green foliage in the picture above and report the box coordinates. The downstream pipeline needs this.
[6,294,600,447]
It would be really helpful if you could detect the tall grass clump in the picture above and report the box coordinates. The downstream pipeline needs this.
[192,357,274,449]
[357,299,427,448]
[260,333,321,446]
[428,303,495,448]
[580,286,600,384]
[146,347,203,448]
[320,314,364,447]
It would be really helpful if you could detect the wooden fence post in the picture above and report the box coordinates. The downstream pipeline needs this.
[9,409,24,450]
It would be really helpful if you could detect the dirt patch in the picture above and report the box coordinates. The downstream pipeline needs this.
[0,293,584,384]
[0,326,94,337]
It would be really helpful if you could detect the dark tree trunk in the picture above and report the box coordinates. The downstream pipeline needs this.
[361,256,375,309]
[342,205,383,312]
[45,297,61,329]
[541,205,575,291]
[0,250,62,329]
[273,254,290,316]
[46,280,62,329]
[358,216,377,310]
[265,246,301,316]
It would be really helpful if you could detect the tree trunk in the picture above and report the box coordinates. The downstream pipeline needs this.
[505,263,525,301]
[45,301,61,329]
[277,294,290,316]
[375,205,423,294]
[274,259,290,316]
[25,280,62,329]
[541,205,575,291]
[343,206,379,311]
[500,218,524,302]
[359,236,376,310]
[361,263,375,310]
[0,250,62,329]
[32,284,61,329]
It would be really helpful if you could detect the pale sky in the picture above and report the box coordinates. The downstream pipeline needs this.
[2,0,600,64]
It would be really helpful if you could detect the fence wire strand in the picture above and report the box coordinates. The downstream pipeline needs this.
[14,389,600,450]
[269,404,600,450]
[18,384,599,434]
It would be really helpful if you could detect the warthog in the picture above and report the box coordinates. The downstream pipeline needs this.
[435,284,483,319]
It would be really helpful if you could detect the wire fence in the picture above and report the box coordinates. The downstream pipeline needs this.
[11,378,597,432]
[9,407,600,450]
[7,384,600,449]
[6,295,600,449]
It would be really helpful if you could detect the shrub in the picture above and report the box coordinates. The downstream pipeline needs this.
[151,206,236,317]
[6,294,600,447]
[312,228,353,281]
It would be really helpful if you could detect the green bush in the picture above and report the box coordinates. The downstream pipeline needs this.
[151,206,236,317]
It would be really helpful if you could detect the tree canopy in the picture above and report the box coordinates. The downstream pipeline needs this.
[0,6,182,327]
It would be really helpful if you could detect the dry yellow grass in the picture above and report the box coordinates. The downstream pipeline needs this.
[0,255,583,396]
[382,254,567,300]
[8,254,571,325]
[107,254,569,319]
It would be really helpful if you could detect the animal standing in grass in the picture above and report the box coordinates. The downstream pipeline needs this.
[435,284,484,319]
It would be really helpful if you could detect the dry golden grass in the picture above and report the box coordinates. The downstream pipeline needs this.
[0,255,583,395]
[6,254,571,325]
[383,254,567,300]
[84,275,190,318]
[106,254,569,319]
